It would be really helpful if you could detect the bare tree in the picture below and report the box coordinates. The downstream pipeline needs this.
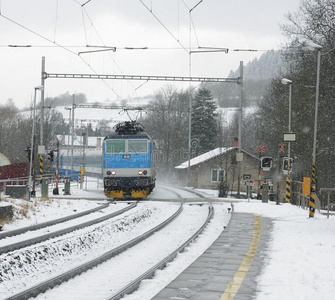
[0,105,31,163]
[255,0,335,205]
[141,84,190,179]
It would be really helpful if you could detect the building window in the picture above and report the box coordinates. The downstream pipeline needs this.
[231,155,237,165]
[211,169,225,182]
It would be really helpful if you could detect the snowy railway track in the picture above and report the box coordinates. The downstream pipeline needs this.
[106,203,214,300]
[0,202,110,239]
[2,200,184,300]
[2,188,214,300]
[0,202,137,255]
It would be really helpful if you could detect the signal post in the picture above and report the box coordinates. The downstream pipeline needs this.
[257,145,265,199]
[283,132,296,203]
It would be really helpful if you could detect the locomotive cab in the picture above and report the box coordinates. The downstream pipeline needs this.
[103,121,155,199]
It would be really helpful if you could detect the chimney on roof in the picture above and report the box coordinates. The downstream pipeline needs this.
[233,137,239,147]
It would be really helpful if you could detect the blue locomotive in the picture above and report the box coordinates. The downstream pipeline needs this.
[102,121,156,199]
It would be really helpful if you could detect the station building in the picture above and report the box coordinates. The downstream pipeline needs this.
[175,147,273,194]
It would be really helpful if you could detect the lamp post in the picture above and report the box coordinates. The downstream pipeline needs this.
[281,78,292,203]
[307,41,322,218]
[64,107,72,177]
[27,85,44,201]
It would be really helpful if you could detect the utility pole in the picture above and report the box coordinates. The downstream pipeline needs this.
[40,57,45,146]
[237,61,244,198]
[71,94,75,177]
[39,57,46,178]
[277,144,285,204]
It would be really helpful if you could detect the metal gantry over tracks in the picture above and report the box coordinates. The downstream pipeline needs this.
[43,72,242,84]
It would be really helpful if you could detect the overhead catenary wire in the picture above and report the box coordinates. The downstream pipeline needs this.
[1,0,271,104]
[181,0,203,49]
[53,0,59,43]
[0,7,122,99]
[78,3,140,96]
[1,0,156,99]
[0,44,270,52]
[139,0,189,54]
[81,0,92,6]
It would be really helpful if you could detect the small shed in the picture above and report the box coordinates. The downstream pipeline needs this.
[175,147,261,193]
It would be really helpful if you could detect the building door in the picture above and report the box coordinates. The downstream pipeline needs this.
[190,171,198,188]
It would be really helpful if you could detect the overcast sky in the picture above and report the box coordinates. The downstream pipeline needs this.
[0,0,302,109]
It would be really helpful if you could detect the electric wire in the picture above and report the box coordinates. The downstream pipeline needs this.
[0,44,269,51]
[53,0,59,43]
[181,0,202,48]
[79,4,139,96]
[80,2,89,46]
[190,13,201,48]
[81,0,92,6]
[139,0,189,54]
[1,1,269,104]
[0,13,77,56]
[0,6,122,99]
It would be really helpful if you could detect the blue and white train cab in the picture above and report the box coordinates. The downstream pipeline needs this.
[102,121,155,199]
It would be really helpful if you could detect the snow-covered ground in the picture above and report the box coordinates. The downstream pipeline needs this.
[234,202,335,300]
[1,180,335,300]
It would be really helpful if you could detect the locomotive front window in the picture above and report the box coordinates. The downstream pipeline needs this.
[128,140,148,153]
[106,140,125,153]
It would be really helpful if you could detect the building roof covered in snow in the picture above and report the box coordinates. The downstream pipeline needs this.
[175,147,259,169]
[175,147,233,169]
[0,152,11,167]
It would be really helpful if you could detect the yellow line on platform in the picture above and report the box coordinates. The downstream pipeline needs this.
[220,214,261,299]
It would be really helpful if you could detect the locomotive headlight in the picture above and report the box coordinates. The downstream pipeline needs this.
[143,170,147,175]
[111,170,116,175]
[138,170,143,175]
[107,171,111,175]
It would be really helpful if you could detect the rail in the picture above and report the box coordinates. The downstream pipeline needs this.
[106,203,214,300]
[4,200,184,300]
[0,202,137,255]
[0,202,109,239]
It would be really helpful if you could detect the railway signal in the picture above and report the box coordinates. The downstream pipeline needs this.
[47,150,54,161]
[261,156,273,169]
[282,157,293,172]
[257,145,266,200]
[25,147,31,162]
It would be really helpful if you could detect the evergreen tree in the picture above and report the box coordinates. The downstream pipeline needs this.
[191,88,218,156]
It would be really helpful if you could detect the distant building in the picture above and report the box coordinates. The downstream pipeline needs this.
[57,135,103,151]
[0,153,28,191]
[175,147,264,193]
[0,152,11,167]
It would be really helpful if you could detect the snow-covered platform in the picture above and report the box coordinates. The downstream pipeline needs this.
[151,212,272,300]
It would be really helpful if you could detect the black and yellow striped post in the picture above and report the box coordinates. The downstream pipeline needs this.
[285,171,291,203]
[309,163,316,218]
[79,167,84,183]
[78,167,82,183]
[79,166,84,189]
[39,155,43,175]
